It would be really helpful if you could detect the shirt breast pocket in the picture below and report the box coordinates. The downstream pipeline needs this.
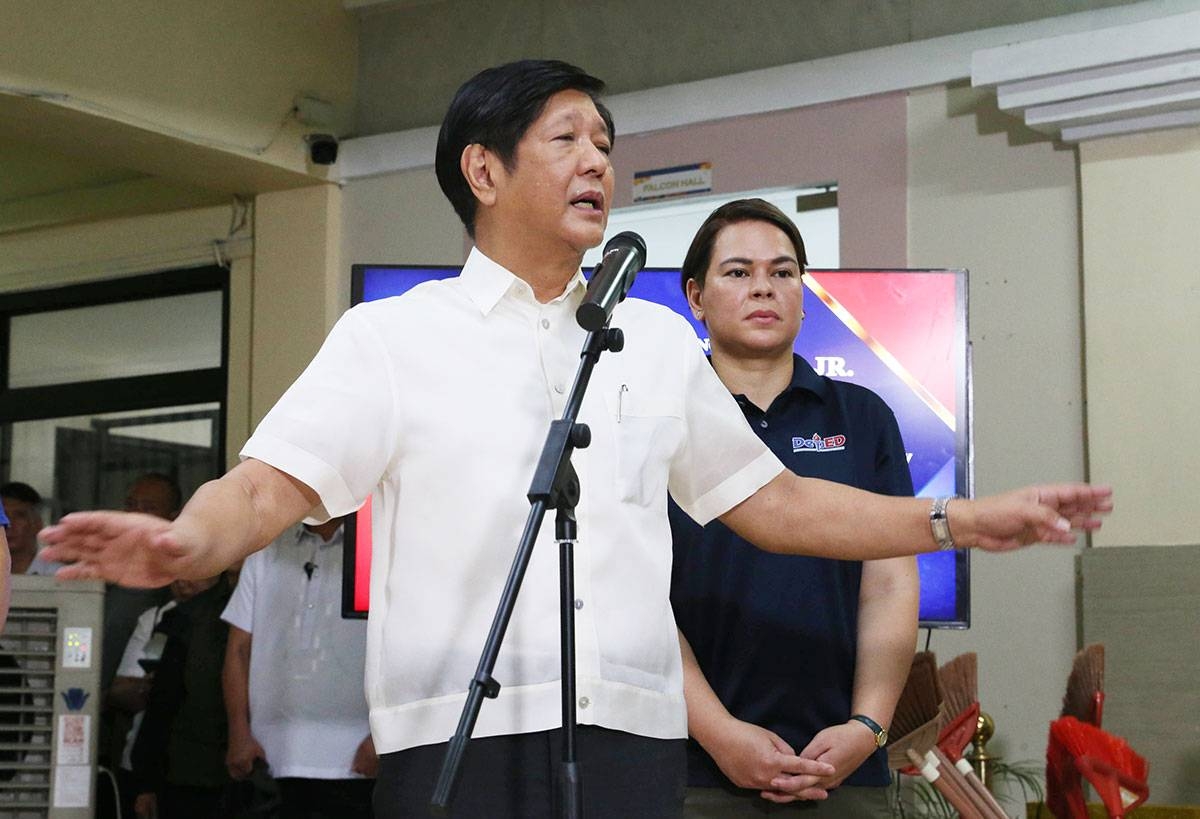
[602,388,684,507]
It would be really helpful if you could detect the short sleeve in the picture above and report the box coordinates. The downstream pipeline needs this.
[241,306,401,519]
[665,323,783,525]
[221,549,262,634]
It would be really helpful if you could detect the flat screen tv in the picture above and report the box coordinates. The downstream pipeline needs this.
[344,264,972,628]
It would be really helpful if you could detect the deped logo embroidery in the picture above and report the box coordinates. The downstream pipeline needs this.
[792,432,846,453]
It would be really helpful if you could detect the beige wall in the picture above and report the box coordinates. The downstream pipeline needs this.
[340,168,467,274]
[227,256,253,466]
[251,185,345,428]
[1080,129,1200,548]
[243,165,477,464]
[907,84,1087,770]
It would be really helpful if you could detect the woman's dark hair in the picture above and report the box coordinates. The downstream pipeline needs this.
[435,59,615,238]
[679,198,808,293]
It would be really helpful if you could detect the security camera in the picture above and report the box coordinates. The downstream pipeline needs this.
[305,133,339,166]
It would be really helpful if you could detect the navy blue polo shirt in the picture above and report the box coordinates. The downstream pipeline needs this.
[669,354,913,789]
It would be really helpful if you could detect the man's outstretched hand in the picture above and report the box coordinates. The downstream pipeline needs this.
[39,459,320,588]
[40,511,202,587]
[961,483,1114,552]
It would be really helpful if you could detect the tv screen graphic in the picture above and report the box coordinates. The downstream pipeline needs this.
[345,264,972,628]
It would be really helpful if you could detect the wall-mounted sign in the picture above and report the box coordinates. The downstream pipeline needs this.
[633,162,712,203]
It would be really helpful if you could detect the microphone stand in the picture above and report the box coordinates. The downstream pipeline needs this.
[431,323,626,818]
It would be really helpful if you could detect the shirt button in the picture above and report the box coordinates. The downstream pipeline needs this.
[759,419,769,429]
[578,696,590,709]
[554,383,565,394]
[573,598,584,610]
[541,318,550,329]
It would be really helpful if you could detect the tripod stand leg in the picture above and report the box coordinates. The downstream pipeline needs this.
[558,510,583,819]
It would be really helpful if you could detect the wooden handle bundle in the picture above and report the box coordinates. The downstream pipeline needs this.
[905,748,1008,819]
[905,748,985,818]
[931,747,1007,818]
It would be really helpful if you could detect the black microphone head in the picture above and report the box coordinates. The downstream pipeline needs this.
[577,231,648,332]
[603,231,646,262]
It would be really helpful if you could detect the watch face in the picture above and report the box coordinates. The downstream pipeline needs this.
[878,728,888,747]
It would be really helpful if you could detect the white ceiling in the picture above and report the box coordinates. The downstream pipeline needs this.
[972,9,1200,141]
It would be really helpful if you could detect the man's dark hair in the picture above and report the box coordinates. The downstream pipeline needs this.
[0,482,41,507]
[133,472,183,513]
[680,198,809,294]
[435,59,615,238]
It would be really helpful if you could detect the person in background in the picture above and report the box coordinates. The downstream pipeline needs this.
[39,60,1112,819]
[129,567,231,819]
[109,574,224,819]
[97,473,180,819]
[0,482,61,575]
[102,473,181,688]
[671,199,917,816]
[222,518,375,819]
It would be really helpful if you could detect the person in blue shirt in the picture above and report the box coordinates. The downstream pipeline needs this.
[671,198,918,817]
[1,499,10,632]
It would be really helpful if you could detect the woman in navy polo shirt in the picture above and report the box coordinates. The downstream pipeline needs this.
[670,199,918,817]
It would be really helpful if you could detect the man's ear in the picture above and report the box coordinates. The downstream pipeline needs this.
[461,144,498,208]
[685,278,705,322]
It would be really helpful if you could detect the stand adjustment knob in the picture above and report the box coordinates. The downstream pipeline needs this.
[605,327,624,352]
[570,423,591,449]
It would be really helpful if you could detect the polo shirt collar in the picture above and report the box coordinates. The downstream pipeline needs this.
[460,246,586,316]
[786,354,830,403]
[723,354,830,413]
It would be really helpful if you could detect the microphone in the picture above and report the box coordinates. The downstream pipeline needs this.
[576,231,647,332]
[304,561,317,580]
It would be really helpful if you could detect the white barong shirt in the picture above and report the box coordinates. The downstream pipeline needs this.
[241,248,783,753]
[221,524,371,778]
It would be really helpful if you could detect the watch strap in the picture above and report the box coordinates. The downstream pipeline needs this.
[930,496,957,551]
[849,713,887,747]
